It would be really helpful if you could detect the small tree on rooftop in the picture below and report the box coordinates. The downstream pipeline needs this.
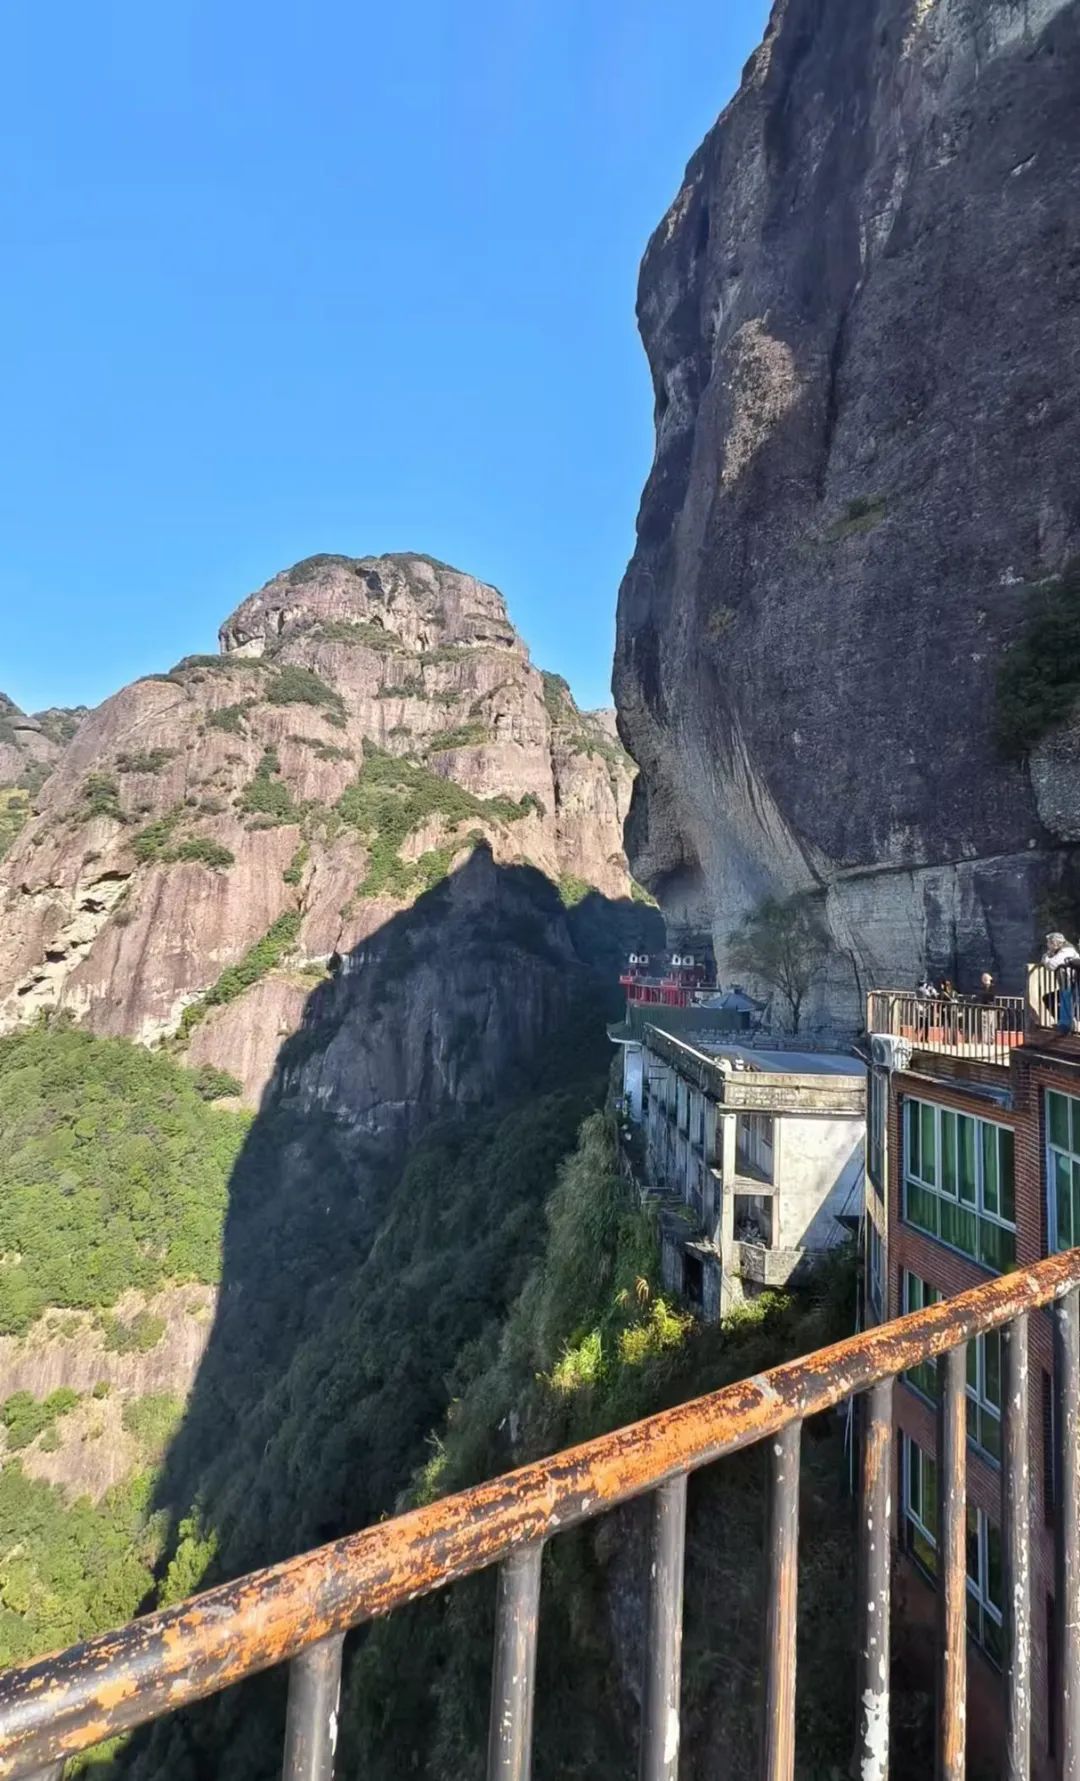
[727,893,831,1034]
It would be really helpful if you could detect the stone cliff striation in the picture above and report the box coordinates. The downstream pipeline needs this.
[615,0,1080,1021]
[0,553,636,1102]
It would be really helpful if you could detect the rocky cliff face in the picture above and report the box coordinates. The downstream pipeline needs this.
[615,0,1080,1020]
[0,554,635,1099]
[0,695,85,861]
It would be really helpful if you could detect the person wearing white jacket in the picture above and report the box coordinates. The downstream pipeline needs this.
[1041,933,1080,1025]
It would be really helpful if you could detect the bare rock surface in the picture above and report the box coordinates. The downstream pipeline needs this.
[0,554,635,1098]
[614,0,1080,1018]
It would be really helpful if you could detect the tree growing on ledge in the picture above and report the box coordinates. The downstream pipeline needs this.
[727,894,831,1034]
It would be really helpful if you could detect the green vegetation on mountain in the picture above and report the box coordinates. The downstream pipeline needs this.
[0,788,30,860]
[0,1466,161,1668]
[0,1024,247,1334]
[996,557,1080,757]
[179,911,302,1038]
[344,1121,858,1781]
[238,746,302,824]
[335,748,537,898]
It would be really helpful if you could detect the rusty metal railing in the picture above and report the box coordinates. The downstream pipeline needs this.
[868,989,1025,1067]
[2,1254,1080,1781]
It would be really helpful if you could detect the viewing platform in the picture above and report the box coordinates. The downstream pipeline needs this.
[868,966,1080,1068]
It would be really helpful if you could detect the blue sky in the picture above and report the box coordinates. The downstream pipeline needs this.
[1,0,770,715]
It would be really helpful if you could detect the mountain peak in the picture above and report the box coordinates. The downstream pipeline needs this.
[220,552,522,661]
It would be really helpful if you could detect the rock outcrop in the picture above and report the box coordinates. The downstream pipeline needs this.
[0,554,635,1098]
[615,0,1080,1021]
[0,696,85,860]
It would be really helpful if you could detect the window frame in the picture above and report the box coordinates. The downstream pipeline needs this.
[902,1097,1016,1271]
[1046,1088,1080,1253]
[902,1436,1003,1666]
[868,1222,884,1319]
[736,1112,775,1183]
[900,1271,1002,1465]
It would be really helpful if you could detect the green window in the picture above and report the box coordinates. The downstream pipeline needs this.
[966,1504,1004,1666]
[901,1273,1002,1463]
[903,1437,1003,1666]
[903,1100,1016,1271]
[903,1435,938,1580]
[1047,1090,1080,1253]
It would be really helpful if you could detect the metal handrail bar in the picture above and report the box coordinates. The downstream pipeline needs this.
[2,1249,1079,1780]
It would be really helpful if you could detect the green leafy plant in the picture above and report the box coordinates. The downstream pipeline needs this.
[0,1025,246,1335]
[81,775,124,823]
[2,1388,80,1450]
[266,665,346,727]
[99,1311,166,1354]
[115,750,175,774]
[558,873,590,907]
[283,842,310,885]
[335,748,533,899]
[425,724,489,754]
[192,1064,243,1101]
[824,493,887,543]
[179,910,303,1037]
[206,703,253,735]
[996,559,1080,758]
[727,893,832,1033]
[239,748,301,824]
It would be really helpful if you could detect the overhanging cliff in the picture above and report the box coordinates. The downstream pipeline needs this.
[615,0,1080,1021]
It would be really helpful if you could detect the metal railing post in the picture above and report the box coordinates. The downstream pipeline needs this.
[282,1634,345,1781]
[937,1345,967,1781]
[639,1474,688,1781]
[763,1420,801,1781]
[1003,1315,1031,1781]
[487,1542,543,1781]
[1055,1291,1080,1781]
[857,1379,893,1781]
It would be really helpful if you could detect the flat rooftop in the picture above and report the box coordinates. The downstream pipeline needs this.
[696,1043,866,1079]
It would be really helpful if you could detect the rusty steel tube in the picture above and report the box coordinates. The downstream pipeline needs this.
[639,1475,687,1781]
[2,1251,1080,1781]
[1002,1316,1031,1781]
[762,1421,800,1781]
[856,1379,893,1781]
[282,1635,344,1781]
[1055,1290,1080,1781]
[936,1345,967,1781]
[486,1543,543,1781]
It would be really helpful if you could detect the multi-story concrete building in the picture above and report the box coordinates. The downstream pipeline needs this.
[865,974,1079,1775]
[611,1001,866,1318]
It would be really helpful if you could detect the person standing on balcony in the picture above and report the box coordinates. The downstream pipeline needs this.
[976,971,998,1046]
[1041,932,1080,1027]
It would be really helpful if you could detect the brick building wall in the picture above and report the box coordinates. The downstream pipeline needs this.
[880,1038,1080,1774]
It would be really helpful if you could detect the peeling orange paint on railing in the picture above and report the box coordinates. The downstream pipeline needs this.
[2,1250,1080,1779]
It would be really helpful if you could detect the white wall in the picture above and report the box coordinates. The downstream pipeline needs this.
[775,1115,866,1250]
[623,1045,644,1122]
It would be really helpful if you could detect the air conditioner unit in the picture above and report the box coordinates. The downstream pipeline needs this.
[870,1033,912,1073]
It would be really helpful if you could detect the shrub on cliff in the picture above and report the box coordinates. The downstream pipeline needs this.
[996,558,1080,757]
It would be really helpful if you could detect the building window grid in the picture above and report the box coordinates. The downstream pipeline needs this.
[903,1098,1016,1272]
[902,1436,1003,1665]
[901,1273,1002,1465]
[1046,1089,1080,1252]
[868,1223,884,1320]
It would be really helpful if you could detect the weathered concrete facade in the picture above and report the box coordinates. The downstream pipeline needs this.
[613,1009,865,1318]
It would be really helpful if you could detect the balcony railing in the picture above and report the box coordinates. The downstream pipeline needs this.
[2,1252,1079,1781]
[1028,964,1080,1037]
[868,989,1025,1066]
